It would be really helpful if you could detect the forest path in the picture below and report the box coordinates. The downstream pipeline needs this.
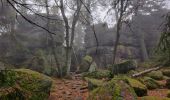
[49,75,169,100]
[48,74,89,100]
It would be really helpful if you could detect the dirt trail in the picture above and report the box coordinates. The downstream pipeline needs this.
[49,75,169,100]
[48,74,89,100]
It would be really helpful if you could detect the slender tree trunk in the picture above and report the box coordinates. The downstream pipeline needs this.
[60,0,82,75]
[45,0,62,77]
[138,31,149,61]
[66,48,72,74]
[112,12,123,65]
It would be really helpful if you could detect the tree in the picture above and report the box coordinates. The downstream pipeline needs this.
[124,0,167,61]
[44,0,62,76]
[58,0,82,75]
[112,0,139,64]
[157,12,170,65]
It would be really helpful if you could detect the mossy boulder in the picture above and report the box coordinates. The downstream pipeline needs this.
[125,77,147,97]
[88,76,137,100]
[88,62,97,72]
[85,77,104,90]
[79,55,93,73]
[147,71,164,80]
[0,69,52,100]
[162,70,170,77]
[140,77,160,89]
[112,60,137,74]
[82,70,112,79]
[138,96,170,100]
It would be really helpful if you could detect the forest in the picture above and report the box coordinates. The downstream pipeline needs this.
[0,0,170,100]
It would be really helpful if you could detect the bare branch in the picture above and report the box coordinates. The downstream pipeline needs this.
[7,0,56,35]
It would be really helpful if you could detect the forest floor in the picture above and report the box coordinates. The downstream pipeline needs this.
[48,74,89,100]
[147,80,169,97]
[48,75,169,100]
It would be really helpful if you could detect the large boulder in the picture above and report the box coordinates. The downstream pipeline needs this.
[125,77,147,96]
[88,62,97,72]
[112,60,137,74]
[88,77,137,100]
[85,77,104,90]
[139,77,160,90]
[162,69,170,77]
[82,70,112,79]
[147,71,163,80]
[0,69,52,100]
[78,55,93,73]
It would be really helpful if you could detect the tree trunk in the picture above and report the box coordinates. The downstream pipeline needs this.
[138,30,149,61]
[132,66,162,77]
[66,48,72,74]
[45,0,62,77]
[112,14,122,65]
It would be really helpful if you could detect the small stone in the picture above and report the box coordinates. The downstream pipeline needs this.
[59,87,64,90]
[66,91,72,95]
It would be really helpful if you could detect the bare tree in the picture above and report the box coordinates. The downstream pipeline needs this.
[45,0,62,77]
[59,0,82,75]
[112,0,131,64]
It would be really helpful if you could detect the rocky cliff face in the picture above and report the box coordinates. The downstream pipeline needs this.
[84,21,161,68]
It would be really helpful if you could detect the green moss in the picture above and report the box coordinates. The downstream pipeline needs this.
[88,76,137,100]
[139,96,170,100]
[140,77,160,89]
[88,86,113,100]
[112,60,137,74]
[162,70,170,77]
[112,83,122,100]
[83,55,93,63]
[147,71,164,80]
[124,77,147,97]
[0,69,52,100]
[79,56,93,73]
[83,70,112,79]
[85,77,104,90]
